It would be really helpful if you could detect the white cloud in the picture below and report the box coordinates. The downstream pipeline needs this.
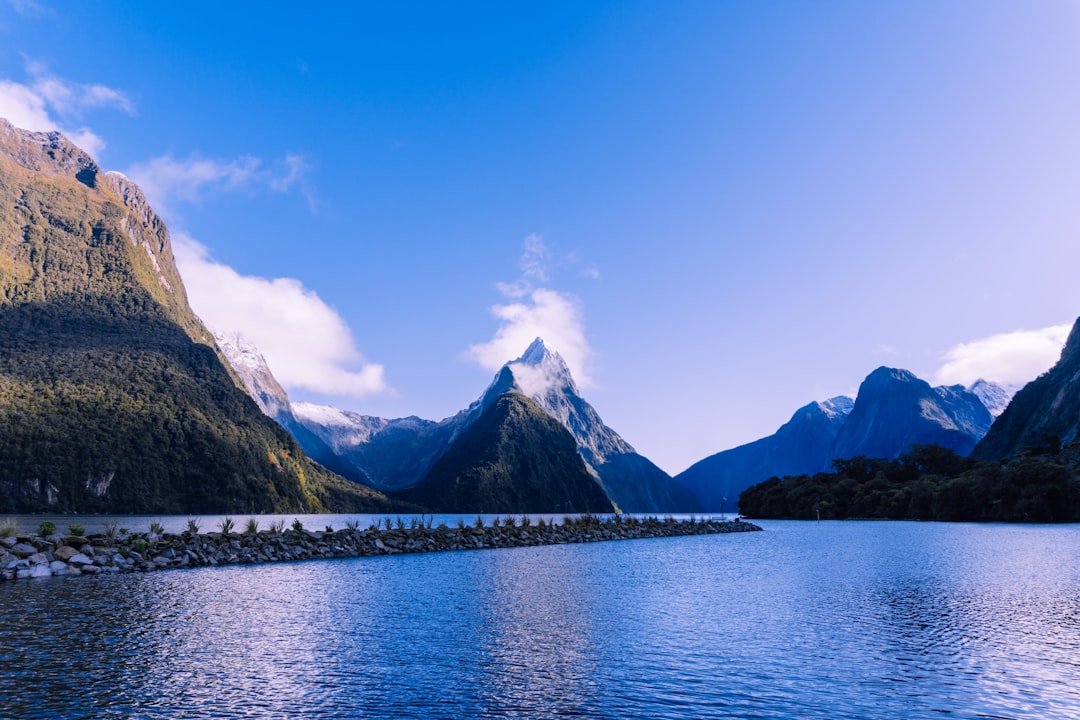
[468,237,594,387]
[127,152,314,216]
[520,233,550,283]
[0,79,52,128]
[126,154,262,212]
[0,60,133,159]
[172,233,388,399]
[271,153,309,192]
[934,323,1071,387]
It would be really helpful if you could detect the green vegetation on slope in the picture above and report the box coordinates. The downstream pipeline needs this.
[738,442,1080,523]
[401,392,614,514]
[0,132,397,514]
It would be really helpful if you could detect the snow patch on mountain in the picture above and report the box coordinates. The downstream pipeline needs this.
[506,337,578,398]
[819,396,855,420]
[213,330,290,419]
[291,402,395,448]
[968,379,1022,418]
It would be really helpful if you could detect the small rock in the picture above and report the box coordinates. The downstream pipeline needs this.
[49,560,68,572]
[67,553,93,566]
[9,543,37,558]
[54,546,79,562]
[27,552,49,565]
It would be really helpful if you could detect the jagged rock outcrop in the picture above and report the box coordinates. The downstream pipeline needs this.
[973,317,1080,460]
[0,119,397,514]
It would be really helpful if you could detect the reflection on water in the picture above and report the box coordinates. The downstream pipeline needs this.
[3,522,1080,719]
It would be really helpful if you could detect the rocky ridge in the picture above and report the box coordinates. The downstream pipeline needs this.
[0,515,761,581]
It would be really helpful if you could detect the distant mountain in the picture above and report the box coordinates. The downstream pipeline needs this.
[973,318,1080,460]
[832,367,992,460]
[676,396,853,511]
[401,384,614,514]
[214,332,292,420]
[292,402,453,490]
[286,338,698,512]
[968,379,1022,419]
[680,366,1005,511]
[504,339,699,513]
[214,332,375,484]
[0,119,396,514]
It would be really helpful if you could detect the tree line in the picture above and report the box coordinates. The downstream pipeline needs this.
[738,441,1080,522]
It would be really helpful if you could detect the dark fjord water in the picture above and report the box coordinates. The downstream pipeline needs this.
[3,521,1079,719]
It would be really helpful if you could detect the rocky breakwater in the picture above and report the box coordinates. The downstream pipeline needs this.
[0,515,762,581]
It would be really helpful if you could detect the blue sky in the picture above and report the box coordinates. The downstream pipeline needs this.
[2,1,1079,474]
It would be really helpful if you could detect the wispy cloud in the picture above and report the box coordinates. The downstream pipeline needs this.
[468,236,594,387]
[126,154,261,211]
[0,58,133,158]
[173,233,388,400]
[126,152,315,216]
[934,323,1071,387]
[6,0,48,19]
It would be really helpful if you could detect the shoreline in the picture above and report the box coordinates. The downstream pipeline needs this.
[1,515,762,581]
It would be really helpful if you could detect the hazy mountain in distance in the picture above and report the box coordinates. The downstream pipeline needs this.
[676,397,854,511]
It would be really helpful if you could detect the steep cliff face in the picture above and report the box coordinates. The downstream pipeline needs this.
[0,119,394,513]
[213,332,375,484]
[973,318,1080,460]
[676,397,853,511]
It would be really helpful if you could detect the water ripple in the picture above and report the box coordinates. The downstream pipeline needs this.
[3,522,1080,719]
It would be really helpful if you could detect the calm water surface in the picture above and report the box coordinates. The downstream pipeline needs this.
[3,521,1079,719]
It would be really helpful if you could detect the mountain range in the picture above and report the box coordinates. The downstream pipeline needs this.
[0,118,1072,518]
[225,335,698,513]
[677,368,1011,510]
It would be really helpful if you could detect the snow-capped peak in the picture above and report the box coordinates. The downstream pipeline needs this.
[968,379,1022,418]
[518,337,555,365]
[291,401,365,429]
[505,337,576,398]
[819,395,855,420]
